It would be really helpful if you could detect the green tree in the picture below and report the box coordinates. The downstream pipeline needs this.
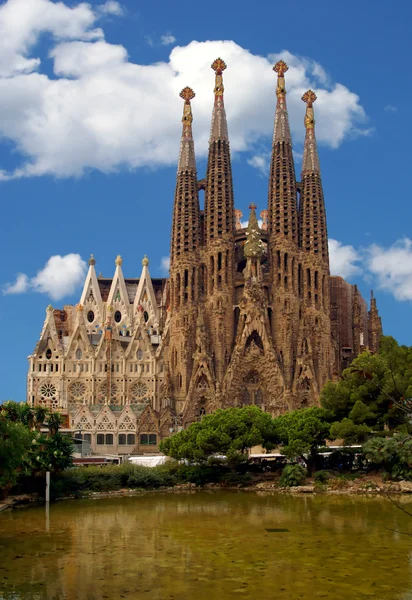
[0,416,32,498]
[363,433,412,481]
[321,337,412,442]
[0,401,73,497]
[161,406,276,466]
[273,407,331,474]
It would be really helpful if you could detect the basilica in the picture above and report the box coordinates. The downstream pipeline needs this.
[27,59,382,455]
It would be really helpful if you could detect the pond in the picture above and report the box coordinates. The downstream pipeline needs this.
[1,492,412,599]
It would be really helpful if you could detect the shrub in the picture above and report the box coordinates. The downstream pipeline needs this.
[314,470,330,484]
[279,464,307,487]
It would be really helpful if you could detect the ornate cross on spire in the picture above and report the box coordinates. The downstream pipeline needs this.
[211,58,227,97]
[302,90,317,130]
[248,203,257,211]
[180,86,195,127]
[273,60,288,101]
[273,60,288,77]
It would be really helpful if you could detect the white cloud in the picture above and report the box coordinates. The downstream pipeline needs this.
[3,273,29,295]
[3,254,86,300]
[160,256,170,274]
[247,153,269,176]
[160,33,176,46]
[0,2,368,179]
[98,1,125,16]
[384,105,397,113]
[328,239,362,279]
[366,238,412,301]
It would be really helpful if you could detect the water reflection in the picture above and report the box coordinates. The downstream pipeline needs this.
[1,492,412,600]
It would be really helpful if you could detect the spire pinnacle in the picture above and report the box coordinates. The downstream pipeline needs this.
[302,90,317,129]
[209,58,228,142]
[211,58,227,98]
[301,89,320,174]
[244,204,264,260]
[142,255,149,267]
[115,255,123,266]
[177,87,197,172]
[273,60,288,100]
[88,254,96,266]
[272,59,292,144]
[180,86,195,131]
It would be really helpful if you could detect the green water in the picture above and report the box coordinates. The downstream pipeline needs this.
[1,492,412,600]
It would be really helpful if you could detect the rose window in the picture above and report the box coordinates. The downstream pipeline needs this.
[100,383,117,400]
[69,382,87,400]
[39,383,56,398]
[130,382,149,401]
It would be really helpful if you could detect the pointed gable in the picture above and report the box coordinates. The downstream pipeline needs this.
[33,305,61,355]
[107,256,132,331]
[137,405,159,432]
[133,256,159,329]
[80,255,103,333]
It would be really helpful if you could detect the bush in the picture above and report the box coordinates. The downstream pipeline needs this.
[314,470,330,484]
[279,464,307,487]
[50,462,179,498]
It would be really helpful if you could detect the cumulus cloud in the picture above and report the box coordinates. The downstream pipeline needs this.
[366,238,412,301]
[0,0,368,180]
[3,254,86,300]
[160,33,176,46]
[160,256,170,274]
[247,153,269,176]
[3,273,29,295]
[98,1,125,16]
[328,239,362,279]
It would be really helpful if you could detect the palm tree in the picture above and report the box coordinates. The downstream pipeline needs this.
[47,412,63,436]
[34,406,49,431]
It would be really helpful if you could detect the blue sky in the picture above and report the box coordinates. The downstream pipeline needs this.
[0,0,411,402]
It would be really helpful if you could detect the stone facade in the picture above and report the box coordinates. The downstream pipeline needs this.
[27,58,382,453]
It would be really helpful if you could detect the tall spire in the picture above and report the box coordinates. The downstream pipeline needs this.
[301,90,320,174]
[299,90,328,262]
[210,58,229,142]
[177,86,196,172]
[204,58,235,243]
[171,87,200,266]
[267,60,298,242]
[368,290,382,353]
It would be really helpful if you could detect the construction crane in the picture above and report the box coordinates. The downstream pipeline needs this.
[105,306,113,404]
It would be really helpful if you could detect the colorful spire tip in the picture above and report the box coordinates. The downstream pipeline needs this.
[180,87,195,102]
[273,60,288,76]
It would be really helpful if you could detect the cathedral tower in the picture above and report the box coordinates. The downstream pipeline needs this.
[202,59,236,383]
[168,87,201,410]
[294,90,332,403]
[267,61,300,394]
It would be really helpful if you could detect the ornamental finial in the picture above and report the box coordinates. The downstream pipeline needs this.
[211,58,226,97]
[180,87,195,127]
[89,254,96,266]
[142,255,149,267]
[115,255,123,266]
[76,303,83,312]
[46,304,53,312]
[302,89,317,107]
[273,60,288,77]
[274,60,288,100]
[302,90,317,130]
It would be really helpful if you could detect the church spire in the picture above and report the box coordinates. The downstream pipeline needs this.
[368,290,383,353]
[267,60,298,242]
[170,87,200,267]
[301,90,320,174]
[204,58,235,244]
[299,90,328,262]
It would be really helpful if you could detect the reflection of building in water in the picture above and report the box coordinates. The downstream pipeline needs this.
[27,58,382,455]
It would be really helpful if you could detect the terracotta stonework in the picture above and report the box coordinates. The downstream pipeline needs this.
[27,59,382,453]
